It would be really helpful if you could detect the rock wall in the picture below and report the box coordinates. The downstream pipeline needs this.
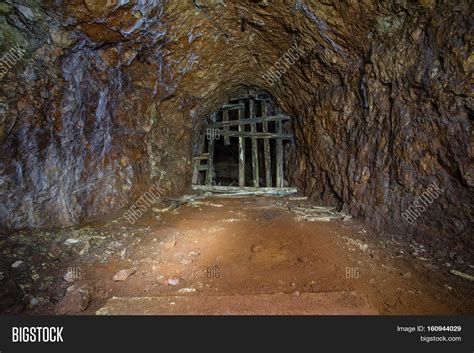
[0,0,472,251]
[282,0,473,250]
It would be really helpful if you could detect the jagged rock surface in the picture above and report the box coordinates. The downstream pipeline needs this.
[0,1,472,253]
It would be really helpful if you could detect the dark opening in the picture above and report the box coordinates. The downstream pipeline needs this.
[192,86,293,188]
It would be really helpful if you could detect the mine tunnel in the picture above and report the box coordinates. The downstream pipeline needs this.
[0,0,472,317]
[192,86,293,189]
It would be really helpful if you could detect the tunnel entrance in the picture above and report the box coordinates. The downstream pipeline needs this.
[192,87,294,193]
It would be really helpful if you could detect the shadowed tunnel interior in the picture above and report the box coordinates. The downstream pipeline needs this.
[193,87,293,187]
[0,0,472,315]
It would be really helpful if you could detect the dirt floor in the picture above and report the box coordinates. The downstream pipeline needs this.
[0,195,473,315]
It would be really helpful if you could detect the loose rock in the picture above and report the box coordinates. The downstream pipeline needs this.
[56,284,91,314]
[113,268,137,282]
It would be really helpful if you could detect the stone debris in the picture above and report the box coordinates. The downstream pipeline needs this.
[163,240,177,250]
[289,206,346,222]
[11,260,24,268]
[29,296,39,307]
[56,284,92,314]
[305,216,332,222]
[288,196,307,201]
[63,271,76,283]
[113,268,137,282]
[153,205,178,214]
[155,195,203,212]
[190,201,224,208]
[178,287,196,293]
[342,237,369,252]
[220,218,240,223]
[167,277,182,286]
[449,270,474,282]
[179,258,192,265]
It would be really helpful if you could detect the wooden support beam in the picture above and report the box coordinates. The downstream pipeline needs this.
[238,103,245,187]
[222,110,230,145]
[210,130,293,139]
[206,113,217,186]
[193,153,209,160]
[191,185,298,196]
[192,132,206,184]
[207,114,290,128]
[229,91,250,101]
[220,103,245,111]
[197,91,292,189]
[250,98,259,187]
[229,88,263,101]
[262,102,272,187]
[276,119,284,188]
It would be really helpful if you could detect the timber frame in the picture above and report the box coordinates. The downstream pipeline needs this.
[192,87,294,191]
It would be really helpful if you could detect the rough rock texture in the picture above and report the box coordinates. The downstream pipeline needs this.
[0,1,472,251]
[56,283,91,314]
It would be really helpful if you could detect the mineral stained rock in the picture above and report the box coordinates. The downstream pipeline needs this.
[0,1,472,252]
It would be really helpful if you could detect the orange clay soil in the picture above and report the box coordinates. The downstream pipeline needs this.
[29,196,473,315]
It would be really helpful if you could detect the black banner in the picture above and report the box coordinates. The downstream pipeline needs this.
[0,316,472,352]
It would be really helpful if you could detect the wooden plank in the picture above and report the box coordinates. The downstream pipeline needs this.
[220,103,245,111]
[192,132,207,184]
[193,153,209,160]
[250,98,259,187]
[206,113,217,186]
[229,89,251,101]
[276,118,284,188]
[238,102,245,187]
[222,110,230,145]
[207,114,290,128]
[262,102,272,187]
[229,94,249,101]
[192,185,298,196]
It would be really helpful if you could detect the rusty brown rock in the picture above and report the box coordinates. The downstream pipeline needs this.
[0,0,471,256]
[56,284,92,315]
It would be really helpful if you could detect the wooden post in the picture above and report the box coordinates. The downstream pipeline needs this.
[192,132,206,185]
[276,117,284,188]
[261,102,272,187]
[250,98,259,187]
[238,102,245,187]
[206,113,217,186]
[222,110,230,145]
